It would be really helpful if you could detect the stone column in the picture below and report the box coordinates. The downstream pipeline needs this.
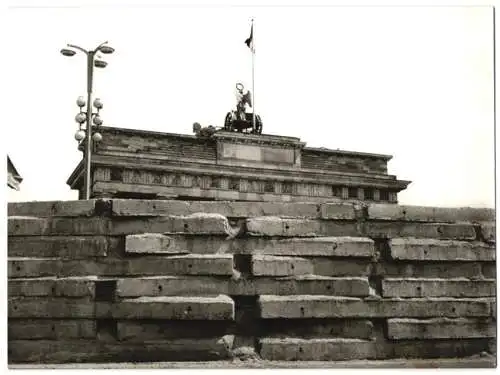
[373,189,380,201]
[357,188,364,200]
[341,187,349,199]
[219,177,229,190]
[389,191,397,203]
[240,179,249,192]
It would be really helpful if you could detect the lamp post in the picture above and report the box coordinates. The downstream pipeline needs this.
[61,41,114,200]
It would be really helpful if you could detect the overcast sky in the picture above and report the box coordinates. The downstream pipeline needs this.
[4,5,494,207]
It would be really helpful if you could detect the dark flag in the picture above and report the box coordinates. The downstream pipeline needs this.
[245,24,254,53]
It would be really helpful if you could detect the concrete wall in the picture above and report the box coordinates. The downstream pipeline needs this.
[7,199,496,364]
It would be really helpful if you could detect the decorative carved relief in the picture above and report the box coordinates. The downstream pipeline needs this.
[95,166,394,202]
[229,178,240,191]
[192,176,201,188]
[110,168,123,182]
[357,187,365,200]
[152,172,162,184]
[282,182,293,195]
[172,174,181,186]
[348,187,358,199]
[210,177,220,189]
[365,188,374,200]
[380,189,389,201]
[332,185,342,197]
[264,181,274,193]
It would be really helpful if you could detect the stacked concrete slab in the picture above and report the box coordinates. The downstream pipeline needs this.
[7,199,496,365]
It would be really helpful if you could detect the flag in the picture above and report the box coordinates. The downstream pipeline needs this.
[7,156,22,191]
[245,24,254,53]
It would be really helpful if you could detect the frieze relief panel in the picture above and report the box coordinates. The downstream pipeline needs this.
[92,166,393,202]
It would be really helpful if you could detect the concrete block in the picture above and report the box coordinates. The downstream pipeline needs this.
[123,234,227,255]
[8,217,48,236]
[374,262,484,279]
[482,263,496,279]
[8,338,231,363]
[367,204,495,223]
[261,319,374,340]
[389,339,491,360]
[57,260,107,277]
[390,238,495,261]
[488,338,497,354]
[230,276,370,297]
[259,337,376,361]
[251,255,313,276]
[108,295,234,320]
[111,213,231,235]
[112,199,192,216]
[8,236,109,258]
[387,318,496,339]
[125,233,189,254]
[319,221,361,237]
[311,259,371,276]
[105,254,235,277]
[9,297,96,318]
[8,200,109,217]
[48,217,111,235]
[319,203,357,220]
[9,258,62,278]
[117,275,369,298]
[258,295,491,319]
[125,254,234,276]
[249,237,374,257]
[364,222,476,240]
[116,320,231,341]
[246,217,320,237]
[112,199,320,218]
[8,276,97,297]
[116,276,230,297]
[9,254,234,278]
[54,276,98,297]
[211,201,320,218]
[480,223,496,243]
[382,278,496,298]
[8,319,96,339]
[9,278,55,296]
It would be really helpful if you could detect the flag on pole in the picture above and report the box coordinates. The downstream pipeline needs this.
[245,23,254,53]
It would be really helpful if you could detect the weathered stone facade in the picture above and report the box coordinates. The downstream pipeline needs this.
[67,127,410,203]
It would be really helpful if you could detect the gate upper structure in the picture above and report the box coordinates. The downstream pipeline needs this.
[66,126,410,202]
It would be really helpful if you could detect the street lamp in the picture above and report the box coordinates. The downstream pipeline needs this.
[61,41,114,200]
[74,95,104,140]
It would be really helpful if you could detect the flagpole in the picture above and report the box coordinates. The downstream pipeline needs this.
[251,18,256,133]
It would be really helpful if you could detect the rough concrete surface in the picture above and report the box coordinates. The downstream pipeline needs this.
[7,199,496,366]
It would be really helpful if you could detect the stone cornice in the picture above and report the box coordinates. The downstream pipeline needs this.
[303,147,393,161]
[213,131,306,149]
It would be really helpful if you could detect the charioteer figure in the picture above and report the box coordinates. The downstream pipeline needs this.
[224,82,263,134]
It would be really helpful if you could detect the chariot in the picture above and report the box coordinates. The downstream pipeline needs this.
[224,111,263,134]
